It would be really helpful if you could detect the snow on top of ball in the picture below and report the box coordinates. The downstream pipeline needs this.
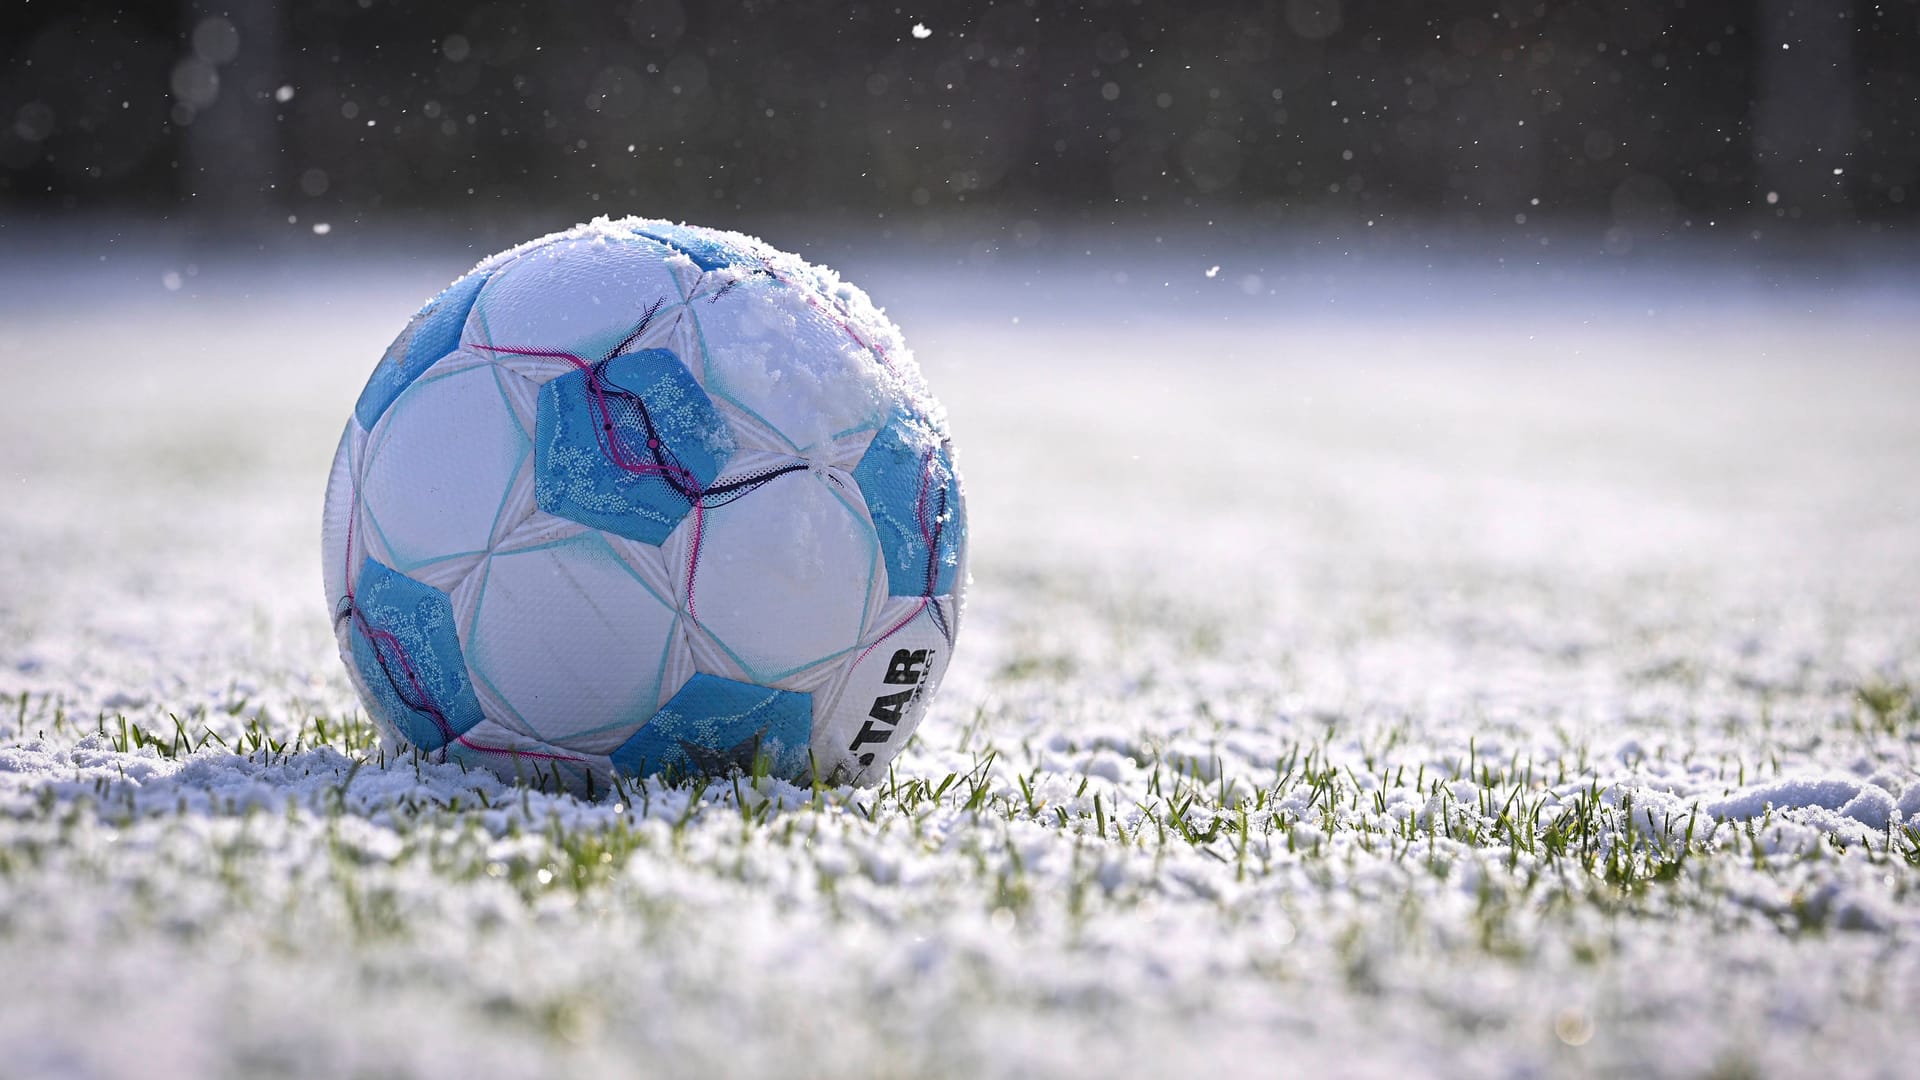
[453,215,948,454]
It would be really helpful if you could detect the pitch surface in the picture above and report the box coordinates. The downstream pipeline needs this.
[1,231,1915,1077]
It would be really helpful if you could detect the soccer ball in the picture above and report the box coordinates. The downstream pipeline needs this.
[322,218,967,793]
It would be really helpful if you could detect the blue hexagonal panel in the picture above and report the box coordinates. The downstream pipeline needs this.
[609,674,813,781]
[346,557,484,752]
[852,412,964,597]
[355,269,493,431]
[628,221,763,273]
[533,348,734,545]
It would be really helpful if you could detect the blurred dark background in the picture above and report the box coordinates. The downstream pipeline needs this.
[1,0,1915,241]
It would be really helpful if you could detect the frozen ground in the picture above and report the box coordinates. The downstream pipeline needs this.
[1,224,1917,1078]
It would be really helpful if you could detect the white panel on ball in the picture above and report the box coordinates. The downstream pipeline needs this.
[689,278,892,452]
[674,470,878,682]
[464,531,680,752]
[359,360,530,571]
[464,235,691,366]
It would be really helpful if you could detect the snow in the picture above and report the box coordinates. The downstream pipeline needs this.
[1705,777,1879,821]
[0,230,1917,1078]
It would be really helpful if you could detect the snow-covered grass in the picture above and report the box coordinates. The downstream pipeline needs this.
[2,233,1917,1077]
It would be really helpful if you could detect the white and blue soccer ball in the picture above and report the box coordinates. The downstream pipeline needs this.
[322,218,966,792]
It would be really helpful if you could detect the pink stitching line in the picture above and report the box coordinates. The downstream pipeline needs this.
[683,502,706,621]
[449,738,584,763]
[913,447,942,595]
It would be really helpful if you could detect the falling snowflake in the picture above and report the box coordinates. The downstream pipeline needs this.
[911,23,931,39]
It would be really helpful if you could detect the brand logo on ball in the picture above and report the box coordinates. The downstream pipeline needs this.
[848,648,935,766]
